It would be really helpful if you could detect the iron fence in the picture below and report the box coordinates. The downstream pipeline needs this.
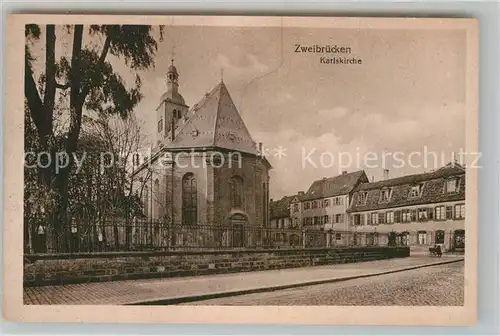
[25,219,399,254]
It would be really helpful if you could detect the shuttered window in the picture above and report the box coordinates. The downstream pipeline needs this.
[435,206,445,220]
[394,210,401,223]
[446,206,453,219]
[386,211,394,224]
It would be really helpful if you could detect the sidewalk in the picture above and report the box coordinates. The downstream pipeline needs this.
[24,256,463,305]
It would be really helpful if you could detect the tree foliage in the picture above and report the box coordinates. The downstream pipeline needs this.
[24,24,163,252]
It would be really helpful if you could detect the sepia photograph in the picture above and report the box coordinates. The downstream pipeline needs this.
[4,15,478,325]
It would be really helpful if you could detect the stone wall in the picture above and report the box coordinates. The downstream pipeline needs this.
[24,246,409,287]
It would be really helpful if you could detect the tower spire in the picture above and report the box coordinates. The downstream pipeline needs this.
[166,42,179,93]
[171,42,176,65]
[220,68,224,83]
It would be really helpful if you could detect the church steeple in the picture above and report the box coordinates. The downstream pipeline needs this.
[160,54,185,106]
[166,58,179,94]
[156,50,189,146]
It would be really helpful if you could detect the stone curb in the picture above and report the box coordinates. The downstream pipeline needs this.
[128,258,464,305]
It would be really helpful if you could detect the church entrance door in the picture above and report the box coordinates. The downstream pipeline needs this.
[229,213,247,248]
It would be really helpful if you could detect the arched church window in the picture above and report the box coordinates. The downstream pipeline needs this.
[231,176,244,209]
[182,173,197,225]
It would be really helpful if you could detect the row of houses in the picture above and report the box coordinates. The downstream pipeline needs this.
[269,163,466,252]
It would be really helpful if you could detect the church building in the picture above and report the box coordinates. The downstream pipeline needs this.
[132,61,272,248]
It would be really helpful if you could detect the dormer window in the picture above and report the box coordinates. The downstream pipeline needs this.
[358,192,368,205]
[445,178,460,193]
[409,184,424,198]
[379,188,392,202]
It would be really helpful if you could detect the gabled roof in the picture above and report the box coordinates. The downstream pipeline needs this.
[270,195,296,219]
[347,163,466,212]
[300,170,369,201]
[357,163,466,191]
[166,81,258,155]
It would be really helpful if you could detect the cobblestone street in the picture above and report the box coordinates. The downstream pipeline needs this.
[24,257,463,305]
[186,261,464,306]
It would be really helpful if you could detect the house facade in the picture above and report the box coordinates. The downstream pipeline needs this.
[289,170,369,246]
[347,164,466,252]
[269,196,301,247]
[133,61,272,248]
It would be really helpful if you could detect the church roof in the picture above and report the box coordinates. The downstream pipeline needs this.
[168,63,178,74]
[160,90,186,105]
[166,81,258,155]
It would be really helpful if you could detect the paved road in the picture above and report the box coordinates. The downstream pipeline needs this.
[186,261,464,306]
[25,256,460,305]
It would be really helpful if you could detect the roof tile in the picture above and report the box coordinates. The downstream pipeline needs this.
[300,170,368,201]
[270,195,295,219]
[166,82,258,155]
[348,164,466,212]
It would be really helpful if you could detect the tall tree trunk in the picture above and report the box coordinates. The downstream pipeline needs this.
[25,25,59,252]
[52,25,84,252]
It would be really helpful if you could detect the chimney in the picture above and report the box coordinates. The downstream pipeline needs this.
[371,176,374,182]
[342,171,347,175]
[383,169,389,180]
[258,142,263,155]
[322,177,327,180]
[270,198,274,203]
[298,191,304,196]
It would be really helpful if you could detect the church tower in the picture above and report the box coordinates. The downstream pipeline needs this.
[155,58,189,146]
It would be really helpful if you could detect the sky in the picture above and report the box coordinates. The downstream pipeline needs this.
[30,25,467,200]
